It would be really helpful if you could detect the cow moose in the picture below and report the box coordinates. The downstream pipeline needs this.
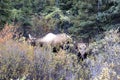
[28,33,73,52]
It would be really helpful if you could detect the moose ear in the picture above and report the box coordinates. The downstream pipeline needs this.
[28,34,32,40]
[28,34,36,40]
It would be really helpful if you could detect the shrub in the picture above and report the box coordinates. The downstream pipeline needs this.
[0,40,31,80]
[85,29,120,80]
[0,24,16,43]
[0,40,83,80]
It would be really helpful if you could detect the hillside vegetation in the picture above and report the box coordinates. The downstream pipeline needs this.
[0,0,120,80]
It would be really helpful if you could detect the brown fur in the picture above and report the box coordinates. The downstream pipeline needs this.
[52,33,72,47]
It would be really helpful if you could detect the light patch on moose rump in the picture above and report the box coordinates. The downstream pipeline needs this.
[40,33,57,43]
[35,33,57,46]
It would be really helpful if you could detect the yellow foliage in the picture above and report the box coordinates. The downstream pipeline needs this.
[0,24,16,43]
[0,40,34,61]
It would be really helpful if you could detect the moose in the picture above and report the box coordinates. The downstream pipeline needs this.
[75,42,88,59]
[28,33,89,60]
[28,33,73,52]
